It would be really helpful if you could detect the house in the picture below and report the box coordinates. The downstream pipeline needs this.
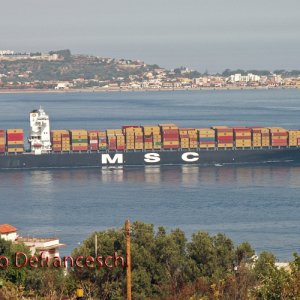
[17,237,65,259]
[0,224,64,259]
[0,224,18,241]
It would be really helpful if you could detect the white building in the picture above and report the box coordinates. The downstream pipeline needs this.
[0,50,14,56]
[0,224,18,241]
[229,73,260,83]
[17,237,65,259]
[0,224,64,259]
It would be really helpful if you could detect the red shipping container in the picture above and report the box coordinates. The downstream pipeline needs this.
[72,147,88,151]
[272,139,287,143]
[234,127,250,131]
[7,133,24,140]
[117,146,126,150]
[163,134,179,139]
[218,136,233,141]
[163,145,180,149]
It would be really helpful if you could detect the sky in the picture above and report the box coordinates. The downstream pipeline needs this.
[0,0,299,73]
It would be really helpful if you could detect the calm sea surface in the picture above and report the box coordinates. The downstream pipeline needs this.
[1,89,300,260]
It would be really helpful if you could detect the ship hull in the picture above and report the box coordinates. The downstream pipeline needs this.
[1,148,300,170]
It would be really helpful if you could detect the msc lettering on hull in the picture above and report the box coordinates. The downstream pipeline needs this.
[101,152,200,165]
[101,154,123,164]
[181,152,199,162]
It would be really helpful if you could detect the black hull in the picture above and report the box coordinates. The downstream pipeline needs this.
[1,148,300,170]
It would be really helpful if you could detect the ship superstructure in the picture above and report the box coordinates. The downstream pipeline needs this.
[28,107,51,155]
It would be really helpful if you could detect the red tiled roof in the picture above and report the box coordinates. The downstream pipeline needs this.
[0,224,17,234]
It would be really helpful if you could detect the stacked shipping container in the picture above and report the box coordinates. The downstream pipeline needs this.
[98,131,107,150]
[188,129,198,148]
[0,129,5,153]
[6,129,24,153]
[51,130,62,152]
[4,124,300,154]
[179,129,189,149]
[269,127,288,147]
[71,130,88,151]
[198,128,215,148]
[252,128,262,147]
[288,130,300,146]
[61,131,71,152]
[161,124,179,149]
[234,127,252,148]
[123,126,140,150]
[143,126,161,150]
[213,126,233,148]
[51,130,72,152]
[88,131,98,151]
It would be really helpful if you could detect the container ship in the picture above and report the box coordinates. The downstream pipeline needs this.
[1,107,300,170]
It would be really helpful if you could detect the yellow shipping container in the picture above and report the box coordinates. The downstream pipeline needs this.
[135,143,144,149]
[114,129,122,135]
[199,144,215,148]
[7,148,24,153]
[217,143,233,148]
[164,141,180,146]
[144,142,153,149]
[106,129,116,135]
[198,128,215,133]
[268,127,287,133]
[143,125,160,130]
[72,143,88,146]
[7,141,24,145]
[7,129,23,133]
[235,132,251,137]
[71,130,87,134]
[235,142,252,147]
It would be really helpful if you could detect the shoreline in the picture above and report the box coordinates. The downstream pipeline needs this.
[0,86,298,95]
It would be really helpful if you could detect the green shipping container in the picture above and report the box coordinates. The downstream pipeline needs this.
[72,139,88,143]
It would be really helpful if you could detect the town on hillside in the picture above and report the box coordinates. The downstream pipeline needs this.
[0,49,300,91]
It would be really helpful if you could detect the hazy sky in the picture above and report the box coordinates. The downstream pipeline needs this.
[0,0,299,72]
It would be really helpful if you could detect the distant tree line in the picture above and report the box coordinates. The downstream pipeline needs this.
[222,69,300,77]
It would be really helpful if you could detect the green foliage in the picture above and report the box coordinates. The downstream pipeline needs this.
[187,232,235,280]
[4,225,300,299]
[236,241,255,265]
[49,49,72,60]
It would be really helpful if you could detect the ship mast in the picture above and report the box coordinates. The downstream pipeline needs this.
[28,107,52,155]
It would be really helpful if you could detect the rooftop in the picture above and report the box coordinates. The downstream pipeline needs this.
[0,224,17,234]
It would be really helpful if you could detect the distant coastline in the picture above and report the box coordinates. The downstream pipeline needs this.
[0,85,298,95]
